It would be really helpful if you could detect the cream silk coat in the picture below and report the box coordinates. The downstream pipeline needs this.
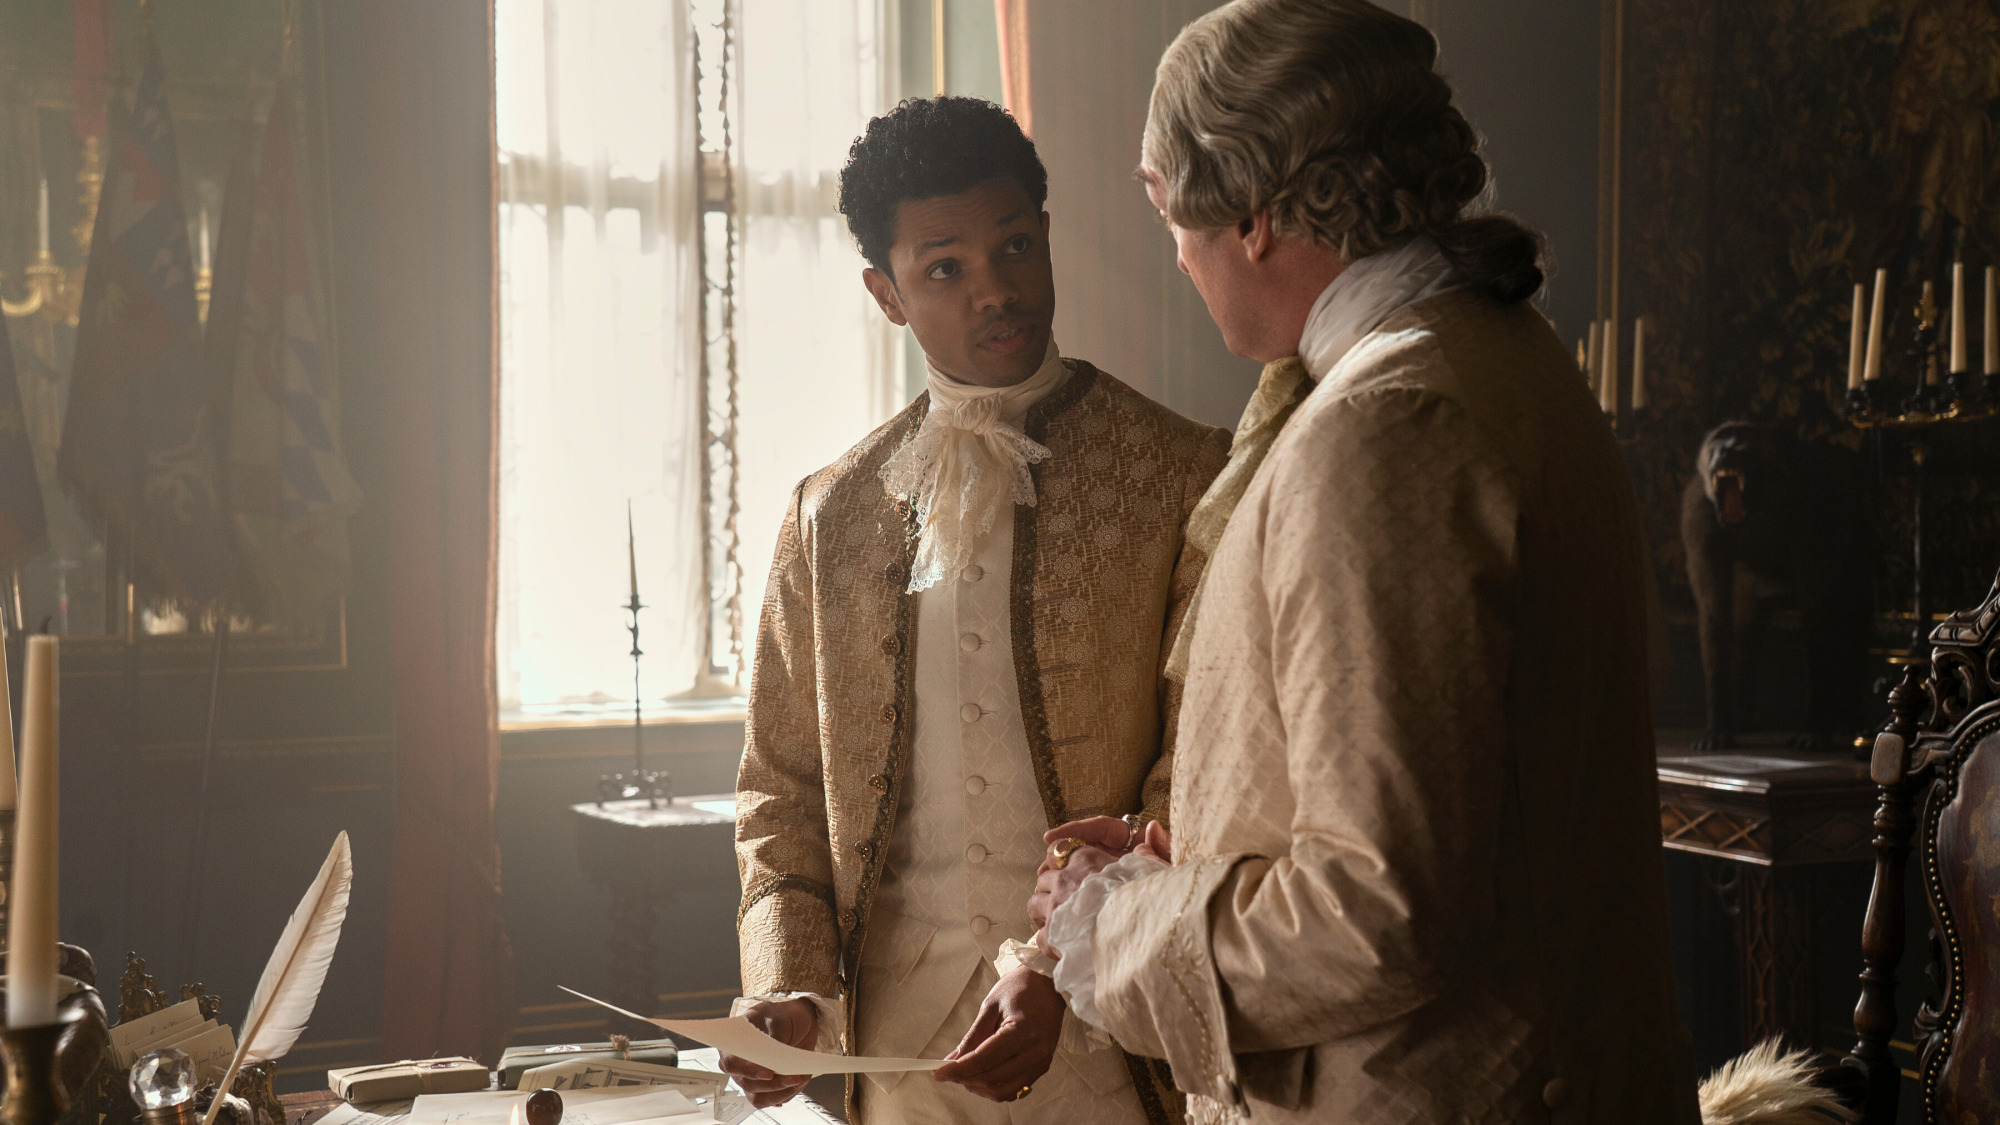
[1091,291,1701,1124]
[736,361,1230,1122]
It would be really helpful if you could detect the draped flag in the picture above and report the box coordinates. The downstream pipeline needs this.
[216,86,359,621]
[60,28,230,604]
[0,314,48,565]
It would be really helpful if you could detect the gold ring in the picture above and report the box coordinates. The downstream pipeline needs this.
[1048,838,1086,870]
[1014,1085,1033,1101]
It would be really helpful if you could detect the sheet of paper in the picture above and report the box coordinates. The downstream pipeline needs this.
[653,1048,836,1125]
[518,1058,724,1098]
[559,988,943,1076]
[172,1022,239,1082]
[409,1087,714,1125]
[317,1101,414,1125]
[110,999,203,1066]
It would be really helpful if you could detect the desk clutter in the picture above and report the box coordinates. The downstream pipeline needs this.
[314,1048,839,1125]
[0,640,843,1125]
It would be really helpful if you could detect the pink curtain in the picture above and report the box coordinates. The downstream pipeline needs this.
[361,0,518,1062]
[996,0,1032,135]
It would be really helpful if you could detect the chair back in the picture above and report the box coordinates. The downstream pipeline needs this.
[1911,576,2000,1121]
[1844,570,2000,1123]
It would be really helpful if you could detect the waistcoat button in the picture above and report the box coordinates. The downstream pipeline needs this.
[840,909,858,929]
[855,841,873,858]
[960,564,984,583]
[964,775,986,795]
[966,844,988,864]
[959,632,982,653]
[970,915,992,936]
[879,703,898,724]
[868,773,890,794]
[960,702,983,723]
[880,634,902,656]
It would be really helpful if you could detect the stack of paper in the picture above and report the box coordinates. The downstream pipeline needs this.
[109,999,238,1082]
[517,1058,724,1102]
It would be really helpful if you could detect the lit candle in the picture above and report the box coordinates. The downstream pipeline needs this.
[0,634,16,812]
[1951,262,1966,374]
[1863,269,1887,381]
[627,502,639,604]
[8,636,59,1027]
[1575,338,1587,374]
[1585,320,1603,394]
[1986,266,1997,376]
[1847,284,1866,391]
[37,178,50,256]
[1631,316,1648,410]
[198,208,211,274]
[1600,317,1619,416]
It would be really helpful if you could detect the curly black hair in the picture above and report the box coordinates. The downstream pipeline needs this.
[838,96,1048,277]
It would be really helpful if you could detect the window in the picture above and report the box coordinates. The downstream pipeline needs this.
[496,0,900,722]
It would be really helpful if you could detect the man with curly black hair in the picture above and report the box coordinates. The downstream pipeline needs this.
[725,96,1226,1125]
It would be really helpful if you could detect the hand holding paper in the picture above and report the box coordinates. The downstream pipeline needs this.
[557,988,945,1076]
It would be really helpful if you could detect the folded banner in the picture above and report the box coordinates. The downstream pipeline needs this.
[558,988,946,1076]
[60,21,231,603]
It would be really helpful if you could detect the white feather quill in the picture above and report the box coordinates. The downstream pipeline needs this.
[200,831,354,1125]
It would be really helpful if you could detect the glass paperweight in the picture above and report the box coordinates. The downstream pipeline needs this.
[128,1047,197,1122]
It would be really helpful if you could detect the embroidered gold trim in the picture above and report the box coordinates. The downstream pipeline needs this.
[1013,359,1099,829]
[736,873,835,924]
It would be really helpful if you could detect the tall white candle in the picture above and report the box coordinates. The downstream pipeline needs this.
[8,636,59,1027]
[1951,262,1967,374]
[0,635,15,812]
[1631,316,1648,410]
[1847,284,1866,391]
[1863,269,1887,381]
[37,179,50,256]
[1986,266,1997,376]
[1600,318,1619,416]
[198,209,212,274]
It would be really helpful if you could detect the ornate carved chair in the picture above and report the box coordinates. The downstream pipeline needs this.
[1841,570,2000,1123]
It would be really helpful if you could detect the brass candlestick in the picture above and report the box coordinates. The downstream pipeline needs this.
[0,1006,86,1125]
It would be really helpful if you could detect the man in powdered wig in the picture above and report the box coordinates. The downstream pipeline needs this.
[722,96,1226,1124]
[1025,2,1706,1122]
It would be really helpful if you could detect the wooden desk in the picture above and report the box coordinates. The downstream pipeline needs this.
[1656,740,1877,1049]
[572,795,739,1036]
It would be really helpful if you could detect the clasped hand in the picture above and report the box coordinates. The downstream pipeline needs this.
[1027,816,1173,941]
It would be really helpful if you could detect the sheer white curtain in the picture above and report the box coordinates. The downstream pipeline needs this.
[494,0,898,716]
[733,0,904,647]
[496,0,705,712]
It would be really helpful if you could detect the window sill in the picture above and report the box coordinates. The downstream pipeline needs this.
[499,696,748,731]
[499,697,747,763]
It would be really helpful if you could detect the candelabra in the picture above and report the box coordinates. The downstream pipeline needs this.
[1842,277,2000,664]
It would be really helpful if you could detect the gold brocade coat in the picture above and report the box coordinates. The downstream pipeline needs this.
[735,360,1229,1122]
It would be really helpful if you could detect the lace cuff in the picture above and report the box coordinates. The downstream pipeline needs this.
[1046,852,1170,1035]
[994,936,1056,978]
[730,991,846,1053]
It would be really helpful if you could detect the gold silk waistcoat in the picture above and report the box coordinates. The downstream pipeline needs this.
[735,360,1229,1124]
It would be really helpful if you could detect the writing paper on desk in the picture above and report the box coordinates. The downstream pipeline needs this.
[110,999,203,1066]
[559,987,946,1076]
[408,1087,714,1125]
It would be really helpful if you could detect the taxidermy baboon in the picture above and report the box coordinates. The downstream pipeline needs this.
[1681,422,1871,751]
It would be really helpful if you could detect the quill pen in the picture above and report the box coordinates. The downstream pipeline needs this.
[200,832,354,1125]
